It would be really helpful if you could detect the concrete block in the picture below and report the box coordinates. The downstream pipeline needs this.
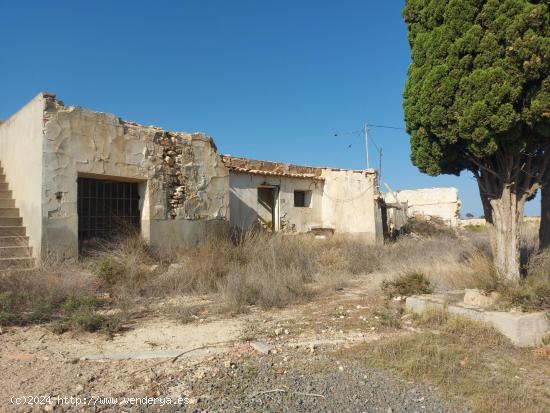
[406,295,550,347]
[250,340,274,355]
[484,311,550,347]
[463,289,499,308]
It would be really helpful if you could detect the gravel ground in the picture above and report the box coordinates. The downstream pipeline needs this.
[189,360,463,413]
[102,349,465,413]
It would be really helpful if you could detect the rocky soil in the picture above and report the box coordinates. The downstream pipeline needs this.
[168,350,463,413]
[1,276,466,413]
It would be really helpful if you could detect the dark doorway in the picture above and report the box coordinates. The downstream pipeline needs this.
[257,186,279,232]
[77,177,140,250]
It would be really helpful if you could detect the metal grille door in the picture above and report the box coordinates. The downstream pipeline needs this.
[77,178,140,246]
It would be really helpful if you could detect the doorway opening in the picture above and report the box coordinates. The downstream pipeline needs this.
[257,186,280,232]
[77,177,141,251]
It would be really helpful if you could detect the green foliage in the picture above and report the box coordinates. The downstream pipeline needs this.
[0,290,64,326]
[403,0,550,177]
[381,272,434,299]
[0,278,121,334]
[50,311,121,335]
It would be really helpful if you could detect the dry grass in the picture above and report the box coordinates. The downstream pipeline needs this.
[88,232,382,312]
[63,220,550,317]
[493,248,550,311]
[86,235,156,293]
[80,228,496,313]
[350,310,550,413]
[96,228,499,313]
[0,260,121,334]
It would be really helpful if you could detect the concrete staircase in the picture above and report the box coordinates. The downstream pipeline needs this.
[0,165,34,270]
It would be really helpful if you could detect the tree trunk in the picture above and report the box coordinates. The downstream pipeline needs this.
[481,185,524,282]
[540,181,550,250]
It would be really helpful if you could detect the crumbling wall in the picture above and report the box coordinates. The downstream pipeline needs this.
[41,94,228,258]
[384,187,461,227]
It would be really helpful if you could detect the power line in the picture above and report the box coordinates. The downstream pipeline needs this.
[332,122,406,176]
[368,124,405,130]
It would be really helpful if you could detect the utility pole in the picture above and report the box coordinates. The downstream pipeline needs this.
[379,148,383,186]
[364,123,370,169]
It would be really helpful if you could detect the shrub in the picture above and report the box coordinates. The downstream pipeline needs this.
[374,301,403,328]
[0,265,120,334]
[463,224,486,233]
[87,235,154,293]
[51,310,121,335]
[0,266,93,326]
[401,217,456,238]
[381,272,433,299]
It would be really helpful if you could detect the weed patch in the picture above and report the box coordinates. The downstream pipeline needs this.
[381,272,433,299]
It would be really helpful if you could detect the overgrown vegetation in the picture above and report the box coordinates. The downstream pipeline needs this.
[84,222,549,313]
[381,272,433,299]
[3,221,547,330]
[448,245,550,311]
[355,310,550,413]
[0,266,121,334]
[89,233,380,312]
[401,217,457,239]
[493,249,550,311]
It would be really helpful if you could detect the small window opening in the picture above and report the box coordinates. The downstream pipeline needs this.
[294,190,311,207]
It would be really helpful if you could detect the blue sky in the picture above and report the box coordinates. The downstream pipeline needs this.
[0,0,540,216]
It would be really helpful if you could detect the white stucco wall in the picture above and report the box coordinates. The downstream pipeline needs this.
[0,94,45,258]
[229,172,324,233]
[321,169,382,243]
[384,187,460,227]
[229,168,382,244]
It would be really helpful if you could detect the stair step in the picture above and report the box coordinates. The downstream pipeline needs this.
[0,257,34,270]
[0,183,7,191]
[0,175,5,183]
[0,199,15,208]
[0,226,26,236]
[0,207,19,217]
[0,246,31,258]
[0,236,29,247]
[0,217,22,226]
[0,190,12,199]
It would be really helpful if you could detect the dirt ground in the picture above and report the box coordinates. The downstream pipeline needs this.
[0,273,520,412]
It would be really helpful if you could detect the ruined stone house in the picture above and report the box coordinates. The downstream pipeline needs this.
[0,93,385,267]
